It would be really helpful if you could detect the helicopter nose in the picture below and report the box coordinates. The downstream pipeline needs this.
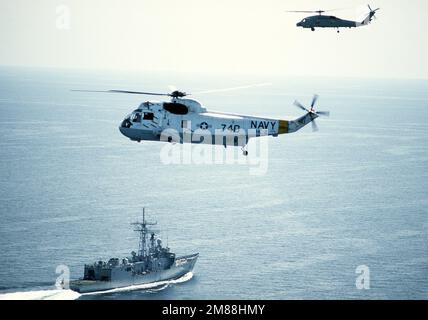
[119,122,142,142]
[297,22,302,27]
[119,118,132,137]
[119,126,129,138]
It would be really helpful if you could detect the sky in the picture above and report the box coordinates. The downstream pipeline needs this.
[1,0,428,79]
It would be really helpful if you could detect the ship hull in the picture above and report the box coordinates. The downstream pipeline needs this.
[69,253,198,294]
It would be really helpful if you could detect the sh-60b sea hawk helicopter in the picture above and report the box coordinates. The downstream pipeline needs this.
[75,86,329,156]
[289,4,380,33]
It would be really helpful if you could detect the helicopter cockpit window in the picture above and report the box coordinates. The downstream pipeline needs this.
[163,102,189,115]
[143,112,154,120]
[132,112,142,123]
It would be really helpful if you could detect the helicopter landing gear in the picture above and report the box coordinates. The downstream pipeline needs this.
[337,28,340,33]
[311,27,315,32]
[241,146,248,156]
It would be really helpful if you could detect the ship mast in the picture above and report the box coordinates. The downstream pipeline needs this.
[131,208,157,257]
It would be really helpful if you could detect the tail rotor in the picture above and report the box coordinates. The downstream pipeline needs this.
[363,4,380,24]
[293,94,330,132]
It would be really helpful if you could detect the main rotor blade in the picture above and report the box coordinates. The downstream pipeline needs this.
[286,10,324,13]
[311,94,319,108]
[316,111,330,117]
[71,89,112,93]
[193,83,271,95]
[286,7,348,14]
[71,89,170,96]
[293,100,308,112]
[108,90,170,96]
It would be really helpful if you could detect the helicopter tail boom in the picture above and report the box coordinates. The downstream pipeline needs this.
[284,112,319,134]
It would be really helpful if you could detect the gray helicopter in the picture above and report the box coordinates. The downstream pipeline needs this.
[289,5,380,33]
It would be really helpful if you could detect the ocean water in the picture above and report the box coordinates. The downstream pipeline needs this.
[0,67,427,300]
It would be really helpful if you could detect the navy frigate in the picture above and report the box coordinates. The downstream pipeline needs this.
[69,210,198,293]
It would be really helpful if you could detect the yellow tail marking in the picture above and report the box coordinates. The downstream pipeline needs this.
[278,120,289,134]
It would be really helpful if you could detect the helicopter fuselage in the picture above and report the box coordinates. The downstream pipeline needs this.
[297,15,359,30]
[119,97,317,148]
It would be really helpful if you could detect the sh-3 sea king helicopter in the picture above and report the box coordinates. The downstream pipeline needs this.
[288,4,380,33]
[75,85,329,156]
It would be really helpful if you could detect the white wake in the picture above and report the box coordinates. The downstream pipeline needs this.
[0,272,193,300]
[83,271,193,295]
[0,289,81,300]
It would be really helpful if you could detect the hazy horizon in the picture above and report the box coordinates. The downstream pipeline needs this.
[1,0,428,79]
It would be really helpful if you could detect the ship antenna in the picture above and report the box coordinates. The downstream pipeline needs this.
[131,207,157,258]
